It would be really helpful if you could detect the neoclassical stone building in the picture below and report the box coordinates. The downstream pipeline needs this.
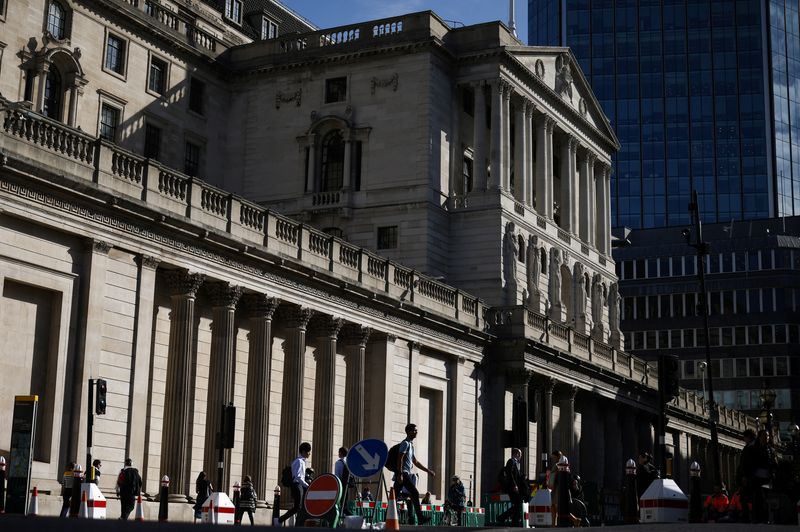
[0,0,753,519]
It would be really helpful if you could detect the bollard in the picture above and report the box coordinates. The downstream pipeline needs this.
[624,458,638,524]
[158,475,169,522]
[232,481,241,525]
[69,464,83,517]
[0,456,6,514]
[688,461,702,523]
[272,486,281,526]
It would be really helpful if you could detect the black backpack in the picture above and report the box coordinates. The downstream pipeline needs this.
[281,465,294,488]
[125,468,142,495]
[241,484,255,501]
[385,444,401,473]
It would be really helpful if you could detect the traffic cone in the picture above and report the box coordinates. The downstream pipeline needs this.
[385,487,400,530]
[79,490,88,518]
[134,493,144,522]
[27,486,38,516]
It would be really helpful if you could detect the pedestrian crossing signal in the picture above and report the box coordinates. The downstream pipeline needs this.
[95,379,107,415]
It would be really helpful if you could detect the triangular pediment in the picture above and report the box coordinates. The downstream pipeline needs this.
[510,47,618,149]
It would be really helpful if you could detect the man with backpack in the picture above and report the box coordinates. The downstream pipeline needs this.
[391,423,435,525]
[496,448,526,526]
[116,458,142,520]
[279,442,312,526]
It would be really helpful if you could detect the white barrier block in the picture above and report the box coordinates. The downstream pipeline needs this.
[530,489,552,527]
[639,479,688,524]
[80,483,107,519]
[202,492,236,525]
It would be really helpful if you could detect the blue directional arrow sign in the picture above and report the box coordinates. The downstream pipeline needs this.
[346,439,388,479]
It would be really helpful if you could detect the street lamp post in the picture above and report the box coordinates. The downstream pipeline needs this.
[682,190,722,487]
[759,382,777,444]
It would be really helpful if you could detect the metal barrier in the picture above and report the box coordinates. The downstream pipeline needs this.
[349,501,485,526]
[481,493,512,524]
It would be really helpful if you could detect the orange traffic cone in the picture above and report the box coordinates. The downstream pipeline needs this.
[79,490,88,519]
[385,487,400,530]
[27,486,38,516]
[134,493,144,522]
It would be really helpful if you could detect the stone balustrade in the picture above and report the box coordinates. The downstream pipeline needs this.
[0,99,484,330]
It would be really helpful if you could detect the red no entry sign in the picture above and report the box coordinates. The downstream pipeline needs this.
[304,473,341,517]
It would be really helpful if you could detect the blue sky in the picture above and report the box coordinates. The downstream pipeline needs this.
[279,0,528,43]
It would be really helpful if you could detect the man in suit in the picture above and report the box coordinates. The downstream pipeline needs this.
[497,448,526,526]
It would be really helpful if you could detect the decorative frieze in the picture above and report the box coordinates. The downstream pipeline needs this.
[370,72,398,94]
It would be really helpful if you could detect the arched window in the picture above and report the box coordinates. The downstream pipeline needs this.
[47,1,67,39]
[320,130,344,192]
[43,67,62,120]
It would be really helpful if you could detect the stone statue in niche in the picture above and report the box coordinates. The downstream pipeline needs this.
[526,235,540,307]
[555,54,574,103]
[572,262,586,320]
[548,247,563,321]
[503,222,518,303]
[608,282,621,333]
[591,274,605,332]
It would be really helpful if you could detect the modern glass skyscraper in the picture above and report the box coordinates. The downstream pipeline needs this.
[529,0,800,229]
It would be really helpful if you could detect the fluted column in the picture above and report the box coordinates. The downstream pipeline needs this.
[342,325,371,447]
[603,403,622,490]
[490,80,505,190]
[559,135,578,232]
[542,377,555,468]
[558,385,577,464]
[524,103,535,206]
[513,98,528,203]
[473,81,488,190]
[604,165,612,254]
[161,270,205,498]
[578,149,597,244]
[311,316,344,475]
[447,357,466,480]
[502,84,512,191]
[535,115,555,218]
[596,163,611,255]
[242,294,280,500]
[278,307,314,476]
[204,282,243,488]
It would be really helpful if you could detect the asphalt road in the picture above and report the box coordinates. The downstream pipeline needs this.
[0,514,798,531]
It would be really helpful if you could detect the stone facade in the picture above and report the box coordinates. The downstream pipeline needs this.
[0,0,755,521]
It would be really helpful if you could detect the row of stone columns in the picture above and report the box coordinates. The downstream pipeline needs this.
[467,80,613,255]
[159,269,370,499]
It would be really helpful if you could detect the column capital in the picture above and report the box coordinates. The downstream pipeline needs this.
[278,306,314,329]
[341,324,371,347]
[560,383,578,400]
[86,239,111,254]
[138,255,161,270]
[538,375,556,392]
[206,282,244,309]
[524,100,536,117]
[567,136,580,153]
[309,315,345,339]
[407,340,421,351]
[164,270,205,297]
[242,293,280,319]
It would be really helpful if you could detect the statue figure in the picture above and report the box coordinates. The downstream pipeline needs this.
[548,247,562,315]
[503,221,518,289]
[526,235,540,304]
[608,282,621,333]
[555,55,574,102]
[591,274,605,327]
[572,262,586,320]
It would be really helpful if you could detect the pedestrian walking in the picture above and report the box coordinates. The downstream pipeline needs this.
[496,448,525,527]
[361,487,374,502]
[59,461,75,518]
[392,423,435,525]
[279,442,312,526]
[335,447,353,515]
[116,458,142,520]
[88,459,102,484]
[235,475,257,525]
[194,471,213,522]
[636,452,659,500]
[736,428,756,522]
[547,450,563,525]
[446,475,466,525]
[750,429,776,523]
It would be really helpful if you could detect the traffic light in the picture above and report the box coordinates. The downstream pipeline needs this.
[95,379,107,415]
[658,355,680,402]
[221,403,236,449]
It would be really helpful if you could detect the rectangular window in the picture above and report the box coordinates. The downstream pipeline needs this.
[776,356,788,376]
[683,360,694,377]
[189,77,205,115]
[646,258,658,278]
[325,77,347,103]
[722,291,733,314]
[721,327,733,346]
[377,226,398,249]
[735,326,746,345]
[645,330,656,349]
[144,124,161,160]
[672,256,683,276]
[224,0,242,23]
[735,289,746,313]
[148,56,168,95]
[658,330,668,349]
[635,296,645,319]
[647,295,658,318]
[660,294,670,317]
[184,141,200,176]
[749,357,761,377]
[748,325,760,344]
[685,256,696,276]
[761,325,773,344]
[735,358,747,377]
[748,250,760,271]
[763,357,774,376]
[462,156,473,193]
[105,34,126,75]
[670,329,681,348]
[99,103,120,141]
[261,16,278,39]
[721,359,733,378]
[748,289,760,312]
[659,257,670,277]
